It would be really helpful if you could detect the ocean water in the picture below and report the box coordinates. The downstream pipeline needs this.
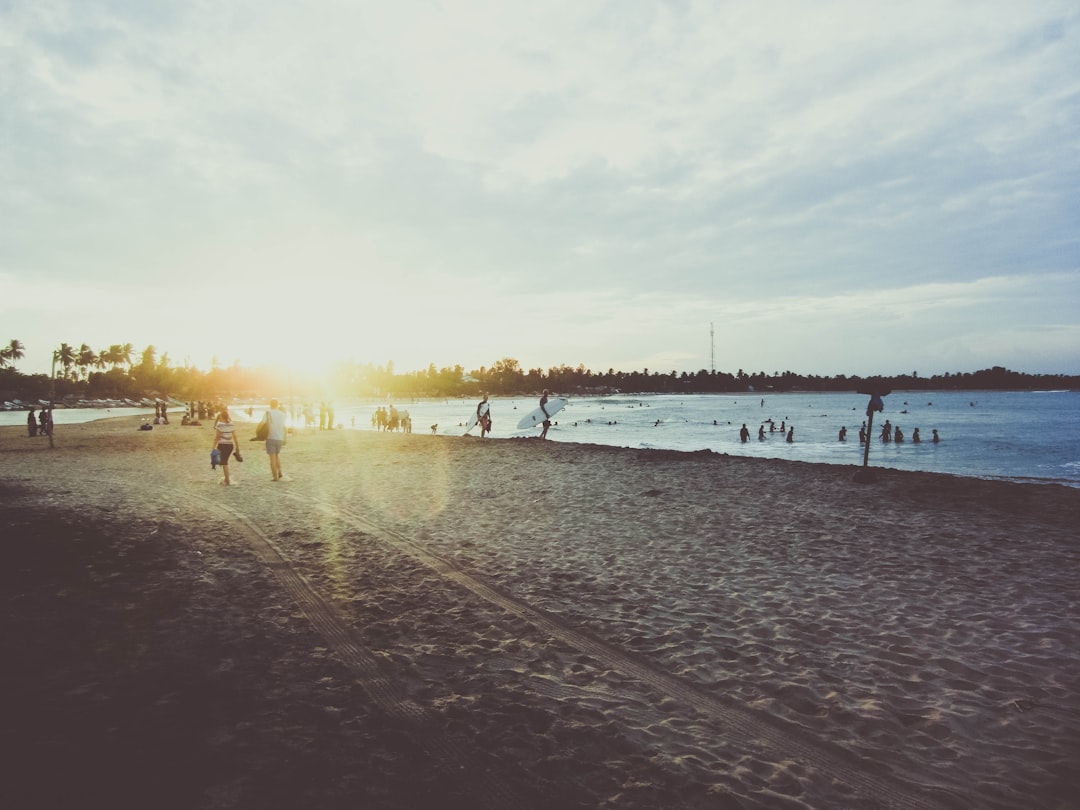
[4,391,1078,487]
[267,390,1079,486]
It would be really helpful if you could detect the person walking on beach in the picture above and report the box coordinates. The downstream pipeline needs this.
[212,409,240,486]
[539,389,552,440]
[264,398,288,481]
[27,407,37,437]
[38,407,53,438]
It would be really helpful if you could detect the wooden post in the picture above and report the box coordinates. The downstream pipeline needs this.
[862,409,874,468]
[48,351,57,449]
[856,387,890,478]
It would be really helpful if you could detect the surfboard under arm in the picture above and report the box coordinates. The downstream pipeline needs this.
[516,398,567,430]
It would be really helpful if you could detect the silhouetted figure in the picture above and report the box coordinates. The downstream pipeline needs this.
[264,399,288,482]
[477,394,492,438]
[539,390,552,440]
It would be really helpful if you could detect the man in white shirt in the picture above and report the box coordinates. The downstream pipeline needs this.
[265,399,288,481]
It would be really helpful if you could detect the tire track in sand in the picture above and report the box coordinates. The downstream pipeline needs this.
[279,490,967,810]
[186,492,542,810]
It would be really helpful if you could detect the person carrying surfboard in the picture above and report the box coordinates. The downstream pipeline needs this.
[515,392,567,437]
[477,394,492,438]
[539,389,552,440]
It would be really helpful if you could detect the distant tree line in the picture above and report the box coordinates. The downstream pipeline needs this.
[0,340,282,403]
[383,360,1080,398]
[2,339,1077,403]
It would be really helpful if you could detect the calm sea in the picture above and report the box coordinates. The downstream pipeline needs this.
[4,391,1078,487]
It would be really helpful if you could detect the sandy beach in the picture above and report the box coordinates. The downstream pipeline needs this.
[2,416,1078,810]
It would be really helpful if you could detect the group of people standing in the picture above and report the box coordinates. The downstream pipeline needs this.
[848,421,939,444]
[372,405,413,433]
[211,399,288,486]
[739,420,794,443]
[25,406,52,437]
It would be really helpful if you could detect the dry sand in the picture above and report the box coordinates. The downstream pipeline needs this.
[2,415,1078,810]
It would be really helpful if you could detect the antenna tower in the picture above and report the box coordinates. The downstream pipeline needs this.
[710,322,715,373]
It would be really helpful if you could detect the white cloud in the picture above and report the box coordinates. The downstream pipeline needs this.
[2,0,1078,378]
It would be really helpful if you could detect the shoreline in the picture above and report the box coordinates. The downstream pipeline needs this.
[2,417,1079,808]
[6,409,1079,491]
[5,388,1078,490]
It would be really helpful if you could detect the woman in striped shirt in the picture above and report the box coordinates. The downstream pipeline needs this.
[213,409,241,486]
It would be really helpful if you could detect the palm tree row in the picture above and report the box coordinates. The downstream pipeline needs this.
[44,342,135,381]
[1,339,138,379]
[2,339,219,401]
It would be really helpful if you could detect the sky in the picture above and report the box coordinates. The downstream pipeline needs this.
[2,0,1079,381]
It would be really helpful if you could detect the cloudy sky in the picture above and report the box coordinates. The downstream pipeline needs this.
[3,0,1078,381]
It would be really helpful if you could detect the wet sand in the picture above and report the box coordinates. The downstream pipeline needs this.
[2,416,1078,809]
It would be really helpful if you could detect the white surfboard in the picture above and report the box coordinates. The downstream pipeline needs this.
[517,397,567,430]
[464,401,490,434]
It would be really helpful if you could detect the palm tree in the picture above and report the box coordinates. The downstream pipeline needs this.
[103,345,121,370]
[54,343,76,380]
[1,338,26,367]
[120,343,134,371]
[139,345,156,370]
[77,344,98,381]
